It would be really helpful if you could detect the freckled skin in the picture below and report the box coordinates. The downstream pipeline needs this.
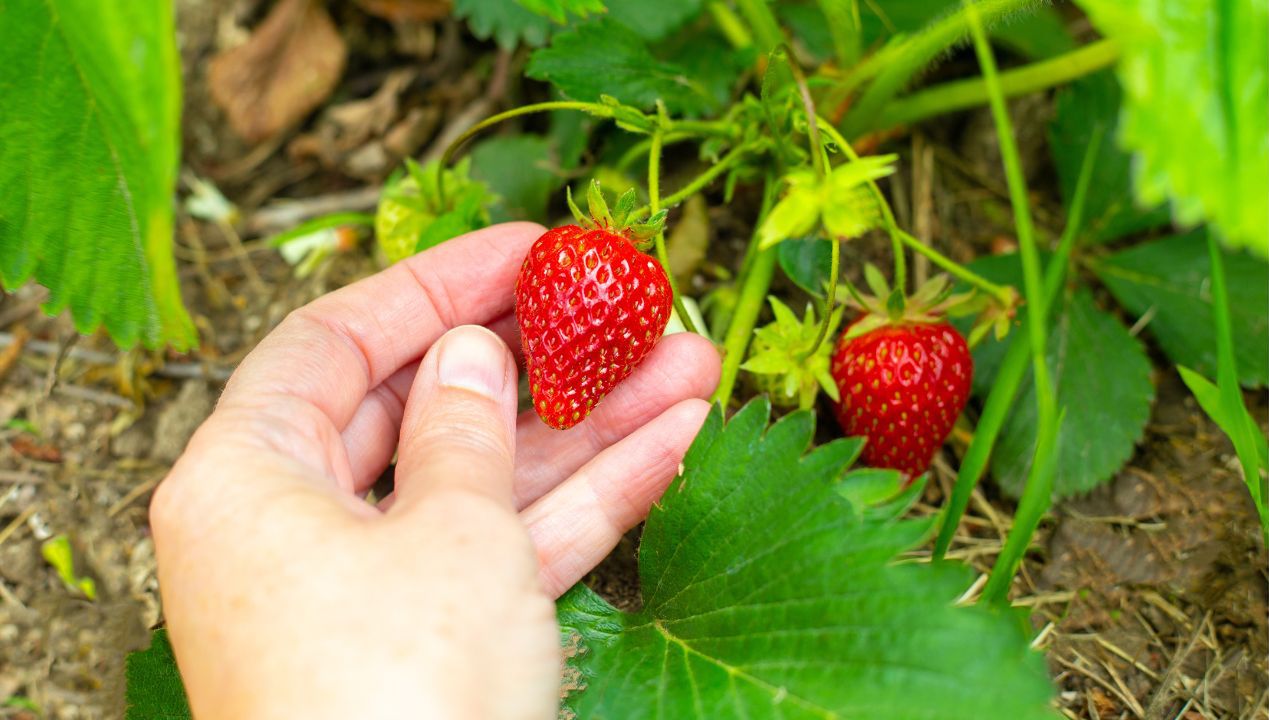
[515,225,671,430]
[830,321,973,479]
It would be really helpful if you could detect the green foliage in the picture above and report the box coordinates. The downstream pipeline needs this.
[526,21,722,116]
[1073,0,1269,256]
[1048,72,1169,243]
[777,235,835,297]
[125,630,191,720]
[606,0,705,41]
[470,135,559,223]
[41,534,96,600]
[967,255,1154,498]
[455,0,554,49]
[758,157,897,248]
[515,0,604,24]
[741,297,841,409]
[1096,231,1269,387]
[0,0,194,350]
[990,4,1076,59]
[374,159,495,263]
[558,400,1056,718]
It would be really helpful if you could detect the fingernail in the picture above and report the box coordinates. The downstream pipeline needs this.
[436,326,508,398]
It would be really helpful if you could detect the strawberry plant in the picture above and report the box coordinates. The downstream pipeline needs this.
[2,0,1265,717]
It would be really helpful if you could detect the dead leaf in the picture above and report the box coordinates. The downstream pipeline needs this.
[10,435,62,463]
[209,0,348,143]
[667,195,710,287]
[354,0,451,22]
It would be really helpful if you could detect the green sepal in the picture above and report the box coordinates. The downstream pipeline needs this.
[587,179,614,228]
[565,184,586,225]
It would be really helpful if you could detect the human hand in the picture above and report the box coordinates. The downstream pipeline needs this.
[149,223,721,719]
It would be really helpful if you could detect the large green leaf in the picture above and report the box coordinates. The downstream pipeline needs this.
[0,0,194,349]
[966,255,1155,498]
[1073,0,1269,256]
[469,135,558,223]
[455,0,554,49]
[526,20,722,116]
[1095,230,1269,387]
[559,400,1056,718]
[125,629,191,720]
[606,0,704,41]
[1048,71,1170,243]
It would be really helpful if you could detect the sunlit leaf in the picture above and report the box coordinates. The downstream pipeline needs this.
[0,0,194,349]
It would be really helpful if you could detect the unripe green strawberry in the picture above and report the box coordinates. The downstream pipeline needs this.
[516,183,671,430]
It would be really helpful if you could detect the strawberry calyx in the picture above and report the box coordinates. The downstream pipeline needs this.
[566,180,668,250]
[840,263,976,340]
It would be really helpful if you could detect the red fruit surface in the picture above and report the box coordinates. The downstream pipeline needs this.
[516,224,672,430]
[830,321,973,479]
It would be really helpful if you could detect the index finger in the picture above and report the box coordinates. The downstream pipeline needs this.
[219,222,544,432]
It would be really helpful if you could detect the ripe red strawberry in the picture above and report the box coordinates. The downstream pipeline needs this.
[829,271,973,479]
[516,183,672,430]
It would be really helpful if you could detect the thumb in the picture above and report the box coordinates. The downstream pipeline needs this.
[392,325,519,510]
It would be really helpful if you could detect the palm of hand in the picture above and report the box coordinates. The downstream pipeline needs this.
[151,223,719,719]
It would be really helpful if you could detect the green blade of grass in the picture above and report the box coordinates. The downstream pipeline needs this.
[1204,231,1269,547]
[962,2,1060,607]
[933,129,1102,561]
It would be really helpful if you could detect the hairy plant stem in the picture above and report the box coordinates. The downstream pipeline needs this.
[775,45,837,361]
[968,5,1060,607]
[648,127,702,335]
[630,141,761,219]
[877,39,1120,130]
[895,231,1013,305]
[836,0,1037,136]
[932,130,1102,561]
[713,176,780,407]
[438,100,733,204]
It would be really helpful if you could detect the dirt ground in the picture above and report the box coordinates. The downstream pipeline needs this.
[1,2,1266,718]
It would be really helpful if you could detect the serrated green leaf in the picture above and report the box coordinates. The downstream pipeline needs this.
[1095,230,1269,387]
[758,182,823,249]
[515,0,604,24]
[469,134,558,223]
[966,256,1155,498]
[454,0,553,49]
[526,20,722,116]
[1073,0,1269,256]
[0,0,194,350]
[125,629,191,720]
[559,399,1056,718]
[656,26,752,111]
[1048,71,1170,243]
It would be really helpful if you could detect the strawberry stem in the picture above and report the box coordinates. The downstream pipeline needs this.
[714,173,780,407]
[813,118,908,294]
[894,230,1012,306]
[648,123,702,336]
[630,140,762,219]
